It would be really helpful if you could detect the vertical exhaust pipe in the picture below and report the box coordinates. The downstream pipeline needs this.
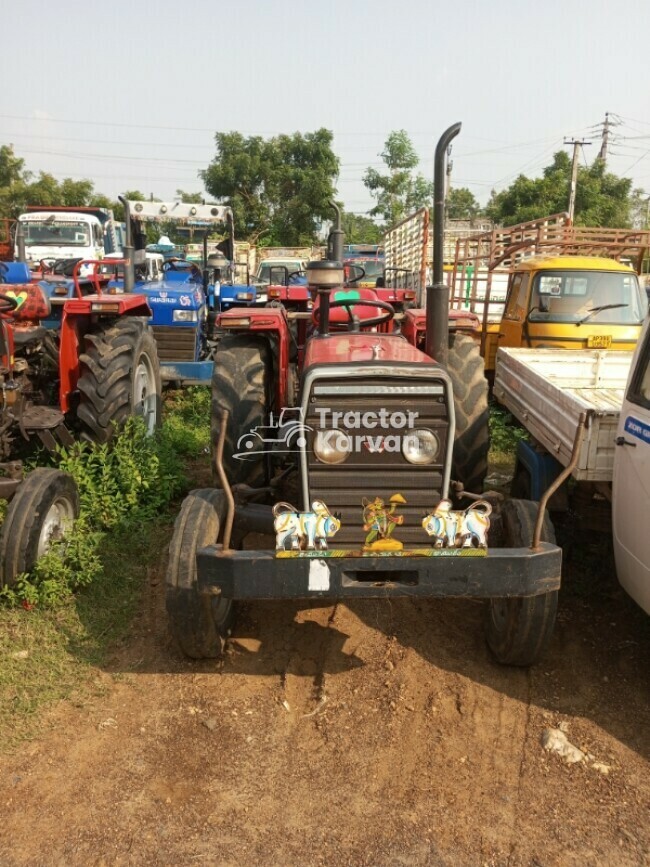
[327,200,344,263]
[426,122,462,368]
[118,196,135,294]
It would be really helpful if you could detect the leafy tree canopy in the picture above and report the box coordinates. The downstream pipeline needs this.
[340,210,383,245]
[446,186,482,220]
[201,129,339,245]
[0,145,129,221]
[363,130,432,226]
[176,189,204,204]
[485,151,638,228]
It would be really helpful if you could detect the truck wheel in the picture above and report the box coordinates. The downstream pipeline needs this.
[166,489,233,658]
[446,332,489,494]
[211,335,270,488]
[76,317,162,444]
[485,498,558,666]
[0,469,79,588]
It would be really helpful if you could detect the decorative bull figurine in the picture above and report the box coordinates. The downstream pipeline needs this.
[422,499,492,549]
[273,500,341,551]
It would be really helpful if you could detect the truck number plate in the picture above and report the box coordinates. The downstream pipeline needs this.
[587,335,612,349]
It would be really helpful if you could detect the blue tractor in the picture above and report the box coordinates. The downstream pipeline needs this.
[122,199,260,383]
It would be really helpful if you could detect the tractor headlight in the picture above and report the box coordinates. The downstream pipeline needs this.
[313,429,351,464]
[402,429,439,465]
[173,310,198,323]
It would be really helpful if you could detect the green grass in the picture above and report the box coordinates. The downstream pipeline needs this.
[488,401,528,475]
[0,388,212,748]
[162,386,211,456]
[0,520,171,746]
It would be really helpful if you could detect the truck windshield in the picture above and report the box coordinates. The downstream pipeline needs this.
[528,270,645,325]
[348,259,384,280]
[22,220,91,247]
[258,262,304,284]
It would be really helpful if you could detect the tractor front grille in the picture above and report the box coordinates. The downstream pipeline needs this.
[152,326,197,362]
[303,373,452,546]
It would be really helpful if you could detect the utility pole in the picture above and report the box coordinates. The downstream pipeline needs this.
[598,112,611,165]
[564,138,591,222]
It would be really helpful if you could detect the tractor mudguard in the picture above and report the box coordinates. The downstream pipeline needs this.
[58,295,152,412]
[217,307,291,409]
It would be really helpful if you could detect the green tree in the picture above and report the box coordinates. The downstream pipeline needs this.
[176,189,204,204]
[630,188,650,229]
[0,145,27,188]
[363,130,432,225]
[446,187,481,220]
[341,210,383,244]
[201,129,339,245]
[485,151,636,227]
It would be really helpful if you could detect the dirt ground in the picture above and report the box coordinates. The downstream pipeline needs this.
[1,533,649,867]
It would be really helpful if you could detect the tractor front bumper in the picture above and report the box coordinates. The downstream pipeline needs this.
[196,545,561,600]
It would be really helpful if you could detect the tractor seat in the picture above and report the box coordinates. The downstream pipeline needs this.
[312,288,386,329]
[12,326,48,347]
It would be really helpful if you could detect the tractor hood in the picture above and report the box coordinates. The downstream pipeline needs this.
[303,332,433,368]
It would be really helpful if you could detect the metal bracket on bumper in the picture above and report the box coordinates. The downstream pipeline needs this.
[196,544,561,600]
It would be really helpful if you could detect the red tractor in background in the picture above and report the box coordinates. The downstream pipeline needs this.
[0,257,161,587]
[166,124,562,667]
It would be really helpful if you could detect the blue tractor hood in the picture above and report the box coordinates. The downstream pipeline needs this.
[136,273,205,326]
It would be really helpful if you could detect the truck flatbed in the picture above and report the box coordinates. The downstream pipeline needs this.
[494,348,634,482]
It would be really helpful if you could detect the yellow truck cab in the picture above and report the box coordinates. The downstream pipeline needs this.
[484,255,645,370]
[451,213,650,372]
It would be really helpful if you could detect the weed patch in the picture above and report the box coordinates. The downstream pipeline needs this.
[0,392,205,744]
[489,402,527,467]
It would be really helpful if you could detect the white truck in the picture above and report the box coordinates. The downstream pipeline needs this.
[16,206,119,270]
[494,336,650,614]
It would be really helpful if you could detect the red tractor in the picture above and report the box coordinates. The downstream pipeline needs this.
[166,124,562,666]
[0,259,161,587]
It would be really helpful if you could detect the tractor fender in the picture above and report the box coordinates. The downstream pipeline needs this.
[217,307,291,409]
[58,295,152,412]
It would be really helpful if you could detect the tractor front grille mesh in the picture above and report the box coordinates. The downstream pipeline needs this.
[152,326,197,362]
[305,376,450,546]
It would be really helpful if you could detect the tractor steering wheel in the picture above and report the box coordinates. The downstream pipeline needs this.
[0,293,19,314]
[346,264,367,286]
[39,258,57,275]
[314,297,395,330]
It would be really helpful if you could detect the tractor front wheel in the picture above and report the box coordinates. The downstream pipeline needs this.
[166,489,234,658]
[484,499,558,666]
[0,469,79,588]
[76,317,162,444]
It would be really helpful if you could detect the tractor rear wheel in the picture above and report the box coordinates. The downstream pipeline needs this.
[484,499,558,666]
[211,334,270,488]
[166,489,233,658]
[446,332,489,495]
[76,317,162,444]
[0,469,79,588]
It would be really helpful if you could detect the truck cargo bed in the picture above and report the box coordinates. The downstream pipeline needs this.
[494,348,633,482]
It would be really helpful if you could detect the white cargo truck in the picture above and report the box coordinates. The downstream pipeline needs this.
[494,339,650,613]
[16,206,119,271]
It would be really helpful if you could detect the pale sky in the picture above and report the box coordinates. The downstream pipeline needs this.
[1,0,649,216]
